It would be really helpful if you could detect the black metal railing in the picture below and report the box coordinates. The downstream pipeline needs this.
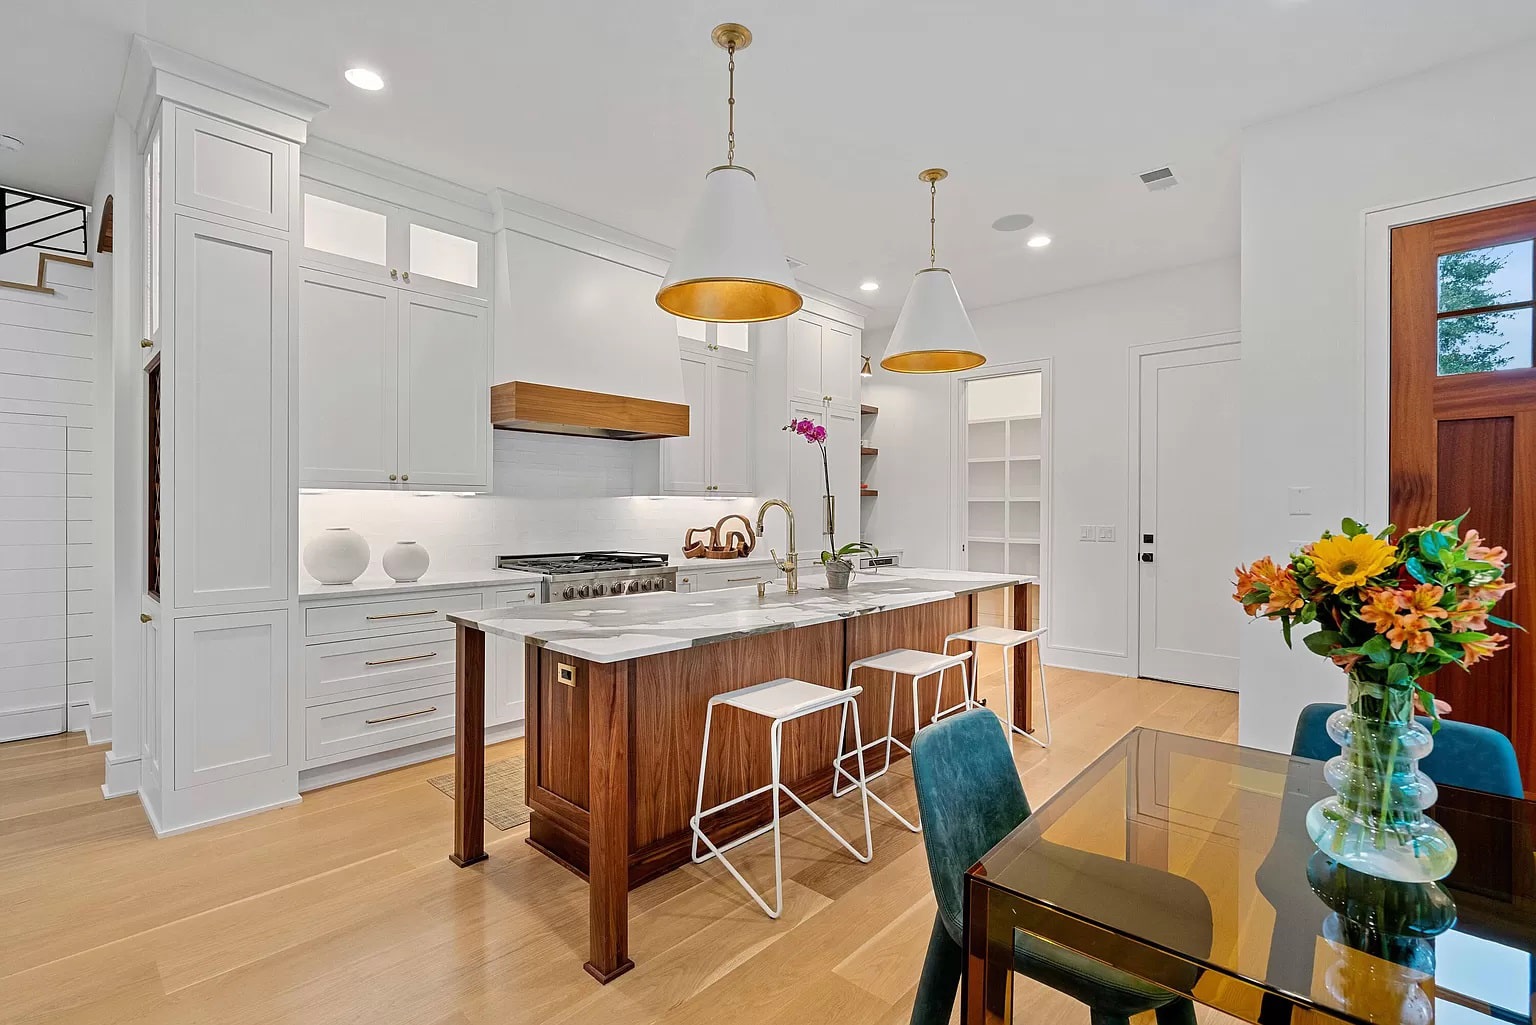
[2,186,88,256]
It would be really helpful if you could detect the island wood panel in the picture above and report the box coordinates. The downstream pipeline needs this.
[629,621,845,852]
[1015,582,1040,734]
[843,595,974,749]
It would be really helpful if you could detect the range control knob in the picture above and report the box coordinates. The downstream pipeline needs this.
[562,586,577,601]
[578,584,592,599]
[594,583,608,597]
[638,578,652,592]
[624,580,639,594]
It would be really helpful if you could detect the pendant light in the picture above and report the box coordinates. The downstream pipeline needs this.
[880,168,986,373]
[657,23,802,323]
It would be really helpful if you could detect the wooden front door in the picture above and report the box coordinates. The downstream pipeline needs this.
[1391,199,1536,793]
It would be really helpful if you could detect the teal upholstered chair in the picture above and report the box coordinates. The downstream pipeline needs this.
[1292,703,1523,798]
[908,709,1210,1025]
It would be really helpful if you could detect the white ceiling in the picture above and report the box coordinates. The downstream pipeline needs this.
[9,1,1536,321]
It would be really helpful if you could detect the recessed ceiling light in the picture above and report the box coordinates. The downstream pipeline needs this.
[991,213,1034,232]
[0,134,22,152]
[859,280,880,292]
[1026,234,1052,249]
[344,67,385,91]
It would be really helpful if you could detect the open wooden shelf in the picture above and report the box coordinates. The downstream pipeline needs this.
[861,446,877,456]
[861,489,878,497]
[861,404,878,415]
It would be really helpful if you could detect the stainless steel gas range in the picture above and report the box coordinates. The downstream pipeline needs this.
[495,551,677,603]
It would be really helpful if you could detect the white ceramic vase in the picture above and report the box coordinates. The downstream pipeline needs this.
[382,541,431,583]
[303,527,370,585]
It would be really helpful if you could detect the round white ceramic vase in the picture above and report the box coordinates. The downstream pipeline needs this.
[303,527,371,585]
[382,541,431,583]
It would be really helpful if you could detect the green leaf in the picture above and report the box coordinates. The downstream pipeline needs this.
[1360,635,1392,665]
[1416,686,1443,732]
[1403,557,1433,583]
[1441,631,1490,643]
[1341,517,1366,537]
[1487,615,1524,631]
[1281,617,1293,648]
[1386,662,1411,688]
[1303,630,1346,656]
[1418,530,1451,563]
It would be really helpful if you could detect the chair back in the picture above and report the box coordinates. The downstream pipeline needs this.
[911,708,1031,941]
[1292,702,1523,798]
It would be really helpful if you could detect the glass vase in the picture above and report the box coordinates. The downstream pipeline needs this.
[1303,675,1457,882]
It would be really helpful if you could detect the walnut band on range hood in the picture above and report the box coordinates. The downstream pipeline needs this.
[489,381,690,441]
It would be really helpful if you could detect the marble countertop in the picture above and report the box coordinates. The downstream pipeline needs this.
[448,568,1032,663]
[299,568,545,602]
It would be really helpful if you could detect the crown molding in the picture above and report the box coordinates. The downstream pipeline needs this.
[117,35,327,147]
[303,138,494,231]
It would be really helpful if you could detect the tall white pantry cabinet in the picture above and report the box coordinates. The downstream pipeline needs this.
[126,40,325,834]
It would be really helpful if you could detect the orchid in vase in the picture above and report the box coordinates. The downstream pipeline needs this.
[1233,514,1519,882]
[783,416,878,588]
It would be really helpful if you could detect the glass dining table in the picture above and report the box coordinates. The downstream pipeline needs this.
[963,728,1535,1025]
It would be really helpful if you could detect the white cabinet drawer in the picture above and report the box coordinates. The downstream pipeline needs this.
[303,590,484,638]
[494,586,541,607]
[305,681,454,764]
[305,628,455,703]
[698,565,777,591]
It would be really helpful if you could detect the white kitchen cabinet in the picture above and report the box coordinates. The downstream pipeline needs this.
[172,610,288,790]
[171,216,291,609]
[659,341,754,496]
[788,311,860,407]
[696,563,778,591]
[173,107,292,232]
[397,292,490,488]
[675,571,700,594]
[301,179,490,301]
[487,585,540,728]
[297,269,398,485]
[296,269,489,491]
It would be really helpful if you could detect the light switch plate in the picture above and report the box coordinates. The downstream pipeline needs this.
[1096,525,1116,543]
[1079,525,1095,541]
[1288,486,1312,516]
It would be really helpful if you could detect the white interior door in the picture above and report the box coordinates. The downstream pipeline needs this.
[1137,344,1241,690]
[0,412,67,741]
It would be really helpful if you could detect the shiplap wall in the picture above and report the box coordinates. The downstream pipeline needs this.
[0,257,98,737]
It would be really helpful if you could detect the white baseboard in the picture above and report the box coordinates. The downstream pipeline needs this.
[67,701,91,733]
[139,791,303,838]
[0,703,67,743]
[1041,645,1134,677]
[101,749,141,799]
[297,720,525,793]
[85,708,112,746]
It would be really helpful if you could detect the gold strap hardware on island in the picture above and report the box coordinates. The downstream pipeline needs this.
[557,663,577,687]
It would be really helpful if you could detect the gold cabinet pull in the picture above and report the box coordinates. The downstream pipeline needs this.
[140,338,154,348]
[364,651,438,667]
[364,706,437,725]
[139,612,153,623]
[726,576,759,583]
[364,609,439,620]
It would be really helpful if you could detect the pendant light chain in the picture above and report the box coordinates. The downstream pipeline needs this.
[726,43,736,166]
[929,177,937,266]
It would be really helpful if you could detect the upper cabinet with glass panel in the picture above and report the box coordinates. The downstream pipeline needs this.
[1436,239,1534,376]
[300,179,489,302]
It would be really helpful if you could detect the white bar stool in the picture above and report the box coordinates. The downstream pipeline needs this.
[690,678,875,920]
[941,626,1052,748]
[833,648,972,832]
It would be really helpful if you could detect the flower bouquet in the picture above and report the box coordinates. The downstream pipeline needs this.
[1233,514,1518,881]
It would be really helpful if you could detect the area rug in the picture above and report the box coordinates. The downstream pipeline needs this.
[428,757,531,831]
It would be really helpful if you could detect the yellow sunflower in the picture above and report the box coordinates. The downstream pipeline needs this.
[1308,534,1398,594]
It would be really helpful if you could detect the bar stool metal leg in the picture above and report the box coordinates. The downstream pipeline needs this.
[1011,638,1053,749]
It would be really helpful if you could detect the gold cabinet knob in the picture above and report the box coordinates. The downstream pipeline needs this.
[390,269,398,280]
[400,474,409,481]
[388,473,398,481]
[402,271,410,282]
[140,612,153,623]
[140,338,154,348]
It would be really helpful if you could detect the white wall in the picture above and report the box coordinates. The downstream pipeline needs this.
[299,431,765,579]
[866,257,1240,676]
[1238,37,1536,752]
[0,240,99,737]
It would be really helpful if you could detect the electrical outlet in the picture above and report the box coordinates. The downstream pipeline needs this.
[1079,525,1095,542]
[1288,486,1312,516]
[1096,525,1116,543]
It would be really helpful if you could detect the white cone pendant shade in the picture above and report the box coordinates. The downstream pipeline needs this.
[657,164,802,322]
[881,267,985,373]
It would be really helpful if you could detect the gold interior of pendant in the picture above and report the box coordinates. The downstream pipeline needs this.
[880,349,988,374]
[657,278,804,323]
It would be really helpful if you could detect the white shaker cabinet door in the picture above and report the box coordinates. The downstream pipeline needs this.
[821,322,859,407]
[173,610,288,790]
[171,217,290,608]
[660,348,710,494]
[787,314,826,403]
[297,269,399,486]
[396,292,489,488]
[708,355,755,496]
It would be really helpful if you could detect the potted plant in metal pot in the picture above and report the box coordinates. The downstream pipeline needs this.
[782,415,877,590]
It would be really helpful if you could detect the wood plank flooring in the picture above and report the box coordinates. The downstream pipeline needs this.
[0,662,1238,1025]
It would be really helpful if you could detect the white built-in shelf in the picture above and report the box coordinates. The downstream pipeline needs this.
[968,496,1006,503]
[965,388,1045,580]
[967,457,1007,464]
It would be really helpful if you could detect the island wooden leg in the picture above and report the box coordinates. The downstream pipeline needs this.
[450,624,488,867]
[584,659,635,983]
[1011,583,1037,734]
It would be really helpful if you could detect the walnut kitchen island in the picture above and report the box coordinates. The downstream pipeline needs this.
[446,568,1038,982]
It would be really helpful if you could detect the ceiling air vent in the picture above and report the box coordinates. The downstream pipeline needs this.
[1139,166,1178,192]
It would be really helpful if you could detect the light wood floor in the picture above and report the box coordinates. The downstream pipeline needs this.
[0,663,1237,1025]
